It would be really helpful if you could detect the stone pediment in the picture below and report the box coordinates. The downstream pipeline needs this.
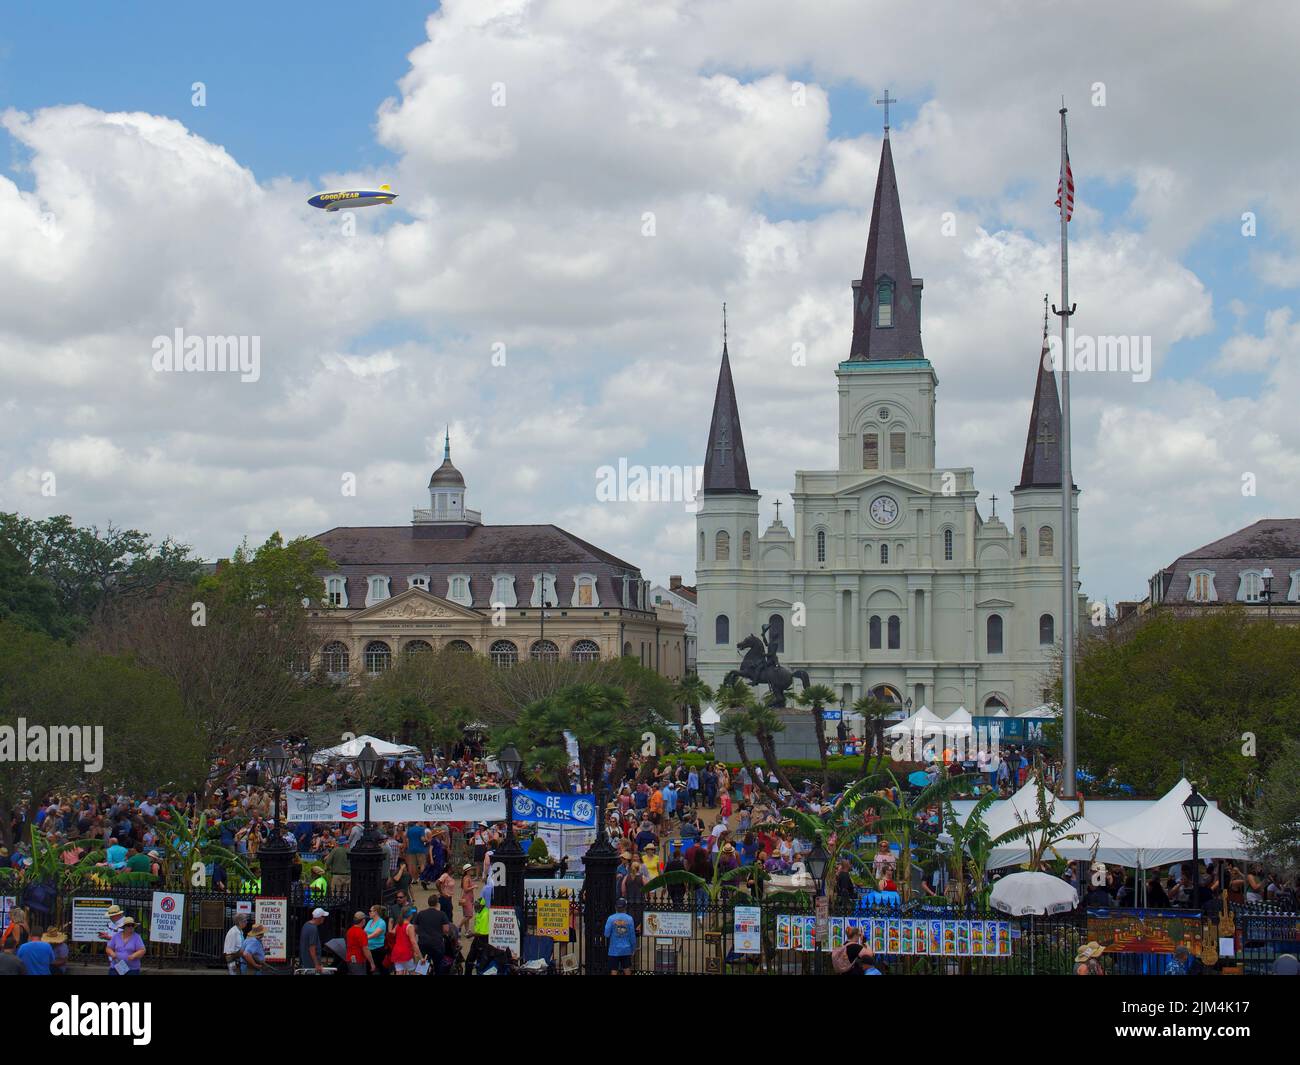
[833,473,921,500]
[350,588,482,623]
[975,596,1016,609]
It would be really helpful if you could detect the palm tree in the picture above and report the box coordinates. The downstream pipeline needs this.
[673,673,712,746]
[794,683,838,792]
[717,682,784,806]
[852,694,898,773]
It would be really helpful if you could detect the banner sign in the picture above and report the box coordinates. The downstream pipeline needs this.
[285,788,505,823]
[255,898,288,963]
[149,891,185,944]
[488,907,521,955]
[510,789,596,827]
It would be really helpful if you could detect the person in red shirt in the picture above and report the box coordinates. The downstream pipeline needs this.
[345,911,375,975]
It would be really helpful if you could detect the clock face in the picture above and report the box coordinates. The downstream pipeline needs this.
[870,495,899,526]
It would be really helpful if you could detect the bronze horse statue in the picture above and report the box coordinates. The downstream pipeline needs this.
[721,629,810,709]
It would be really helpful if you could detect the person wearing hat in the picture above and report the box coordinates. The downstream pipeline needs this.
[100,904,126,945]
[44,928,70,974]
[240,924,268,975]
[603,898,637,975]
[308,865,329,897]
[106,916,146,975]
[224,912,251,975]
[301,907,329,974]
[344,911,375,975]
[1073,941,1105,975]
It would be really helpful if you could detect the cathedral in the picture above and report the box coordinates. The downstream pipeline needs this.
[695,124,1085,720]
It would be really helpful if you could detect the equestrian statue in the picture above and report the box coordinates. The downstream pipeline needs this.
[721,623,810,708]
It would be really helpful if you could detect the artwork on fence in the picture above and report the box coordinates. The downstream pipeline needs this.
[1085,908,1204,955]
[771,916,1016,956]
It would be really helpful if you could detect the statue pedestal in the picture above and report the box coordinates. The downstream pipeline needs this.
[714,709,824,766]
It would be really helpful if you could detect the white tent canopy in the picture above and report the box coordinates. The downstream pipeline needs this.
[310,735,423,765]
[699,705,721,726]
[976,779,1140,869]
[1101,778,1252,868]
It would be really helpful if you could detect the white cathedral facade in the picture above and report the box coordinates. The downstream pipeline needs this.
[695,128,1085,720]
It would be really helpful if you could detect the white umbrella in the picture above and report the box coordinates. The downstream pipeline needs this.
[989,871,1077,916]
[989,871,1077,975]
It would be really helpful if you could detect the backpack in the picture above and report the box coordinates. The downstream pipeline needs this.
[831,944,853,974]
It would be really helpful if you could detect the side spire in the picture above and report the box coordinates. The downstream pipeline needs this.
[702,305,756,495]
[443,425,450,461]
[849,113,923,361]
[1016,295,1064,489]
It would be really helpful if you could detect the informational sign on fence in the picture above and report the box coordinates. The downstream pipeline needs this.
[488,906,520,955]
[644,911,692,938]
[71,897,115,943]
[535,898,570,941]
[149,891,185,944]
[734,906,761,953]
[255,897,288,962]
[0,896,14,930]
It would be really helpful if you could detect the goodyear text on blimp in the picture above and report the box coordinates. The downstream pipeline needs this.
[151,328,261,383]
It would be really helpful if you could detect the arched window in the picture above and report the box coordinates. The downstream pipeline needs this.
[698,531,705,561]
[489,640,518,667]
[741,531,752,561]
[325,576,347,607]
[364,641,392,674]
[869,615,882,649]
[887,615,901,650]
[880,543,889,564]
[715,530,730,561]
[863,432,879,470]
[1038,525,1054,558]
[321,641,349,674]
[288,650,311,675]
[986,615,1003,655]
[767,614,784,653]
[983,695,1008,713]
[445,640,473,653]
[404,640,433,658]
[715,614,730,645]
[623,642,633,657]
[1018,527,1027,558]
[943,528,954,561]
[571,639,600,662]
[876,278,894,327]
[530,639,559,662]
[816,529,826,563]
[1039,613,1055,645]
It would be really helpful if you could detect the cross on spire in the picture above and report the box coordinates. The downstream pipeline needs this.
[714,427,732,468]
[722,301,728,350]
[876,89,896,138]
[774,499,782,522]
[1036,424,1056,450]
[990,493,998,517]
[1042,293,1050,344]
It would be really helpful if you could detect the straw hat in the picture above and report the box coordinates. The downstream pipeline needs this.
[41,929,68,944]
[105,905,124,919]
[1074,940,1105,963]
[247,924,266,938]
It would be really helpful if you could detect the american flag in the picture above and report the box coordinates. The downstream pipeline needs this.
[1056,148,1074,221]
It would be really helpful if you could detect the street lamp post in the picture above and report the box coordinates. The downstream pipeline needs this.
[1260,568,1274,621]
[258,742,294,900]
[347,742,385,917]
[494,744,527,941]
[1182,783,1208,911]
[806,843,830,975]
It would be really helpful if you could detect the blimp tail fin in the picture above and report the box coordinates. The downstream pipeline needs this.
[380,184,391,191]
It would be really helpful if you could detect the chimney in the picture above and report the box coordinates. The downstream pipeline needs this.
[669,575,682,590]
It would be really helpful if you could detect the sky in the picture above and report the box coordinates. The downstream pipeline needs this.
[2,0,1298,608]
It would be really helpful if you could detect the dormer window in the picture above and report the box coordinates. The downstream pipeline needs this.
[531,573,558,608]
[571,574,599,608]
[324,576,348,608]
[876,278,894,327]
[492,573,517,608]
[365,576,391,606]
[1188,569,1216,603]
[447,574,472,606]
[1237,570,1266,603]
[407,574,430,592]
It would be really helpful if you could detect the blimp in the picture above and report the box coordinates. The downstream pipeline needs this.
[307,184,398,211]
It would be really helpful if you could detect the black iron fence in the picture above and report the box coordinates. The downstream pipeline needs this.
[1233,902,1300,975]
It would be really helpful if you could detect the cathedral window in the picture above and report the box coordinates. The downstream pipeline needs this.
[876,279,894,327]
[863,433,879,470]
[880,543,889,564]
[1038,525,1054,558]
[1039,613,1055,645]
[716,530,730,561]
[943,528,954,561]
[446,640,473,653]
[742,531,752,561]
[986,615,1004,655]
[1018,528,1027,558]
[890,432,906,469]
[887,615,901,650]
[715,615,730,644]
[404,640,433,658]
[364,640,392,674]
[869,616,882,649]
[816,529,826,563]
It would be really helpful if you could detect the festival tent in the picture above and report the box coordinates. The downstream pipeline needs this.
[975,779,1140,869]
[699,705,721,726]
[1100,778,1252,868]
[1016,703,1060,717]
[310,735,423,765]
[883,705,941,733]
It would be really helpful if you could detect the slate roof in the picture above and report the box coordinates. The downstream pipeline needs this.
[1155,519,1300,603]
[701,340,757,494]
[848,137,924,361]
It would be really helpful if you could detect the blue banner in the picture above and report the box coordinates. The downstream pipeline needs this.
[510,789,597,827]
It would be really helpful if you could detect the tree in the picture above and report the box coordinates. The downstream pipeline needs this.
[853,694,897,773]
[1066,609,1300,813]
[1244,739,1300,874]
[353,646,493,752]
[715,680,798,797]
[794,683,837,792]
[198,531,333,619]
[717,704,783,807]
[673,673,712,745]
[0,537,70,640]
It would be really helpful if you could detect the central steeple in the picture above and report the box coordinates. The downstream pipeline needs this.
[702,306,756,495]
[849,129,924,361]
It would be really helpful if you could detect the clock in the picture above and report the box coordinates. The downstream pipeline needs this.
[869,495,899,526]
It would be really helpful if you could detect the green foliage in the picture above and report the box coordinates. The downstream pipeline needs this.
[1244,738,1300,873]
[353,645,492,751]
[527,836,551,864]
[1067,609,1300,811]
[198,531,333,618]
[152,809,254,889]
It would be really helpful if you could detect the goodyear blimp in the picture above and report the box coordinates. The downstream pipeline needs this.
[307,184,398,211]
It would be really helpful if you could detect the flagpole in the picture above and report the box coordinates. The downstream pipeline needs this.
[1055,104,1077,798]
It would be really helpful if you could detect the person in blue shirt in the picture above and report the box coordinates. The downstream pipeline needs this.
[105,838,128,870]
[663,784,678,819]
[603,900,637,975]
[17,936,54,975]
